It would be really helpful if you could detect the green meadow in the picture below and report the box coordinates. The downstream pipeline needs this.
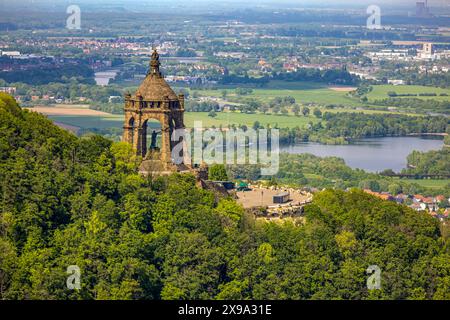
[48,112,319,130]
[396,178,450,189]
[185,112,318,128]
[48,115,124,130]
[367,85,450,102]
[194,82,448,114]
[194,81,362,107]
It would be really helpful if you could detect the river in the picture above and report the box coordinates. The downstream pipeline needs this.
[280,136,445,173]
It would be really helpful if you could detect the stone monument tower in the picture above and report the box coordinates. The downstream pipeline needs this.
[122,49,187,173]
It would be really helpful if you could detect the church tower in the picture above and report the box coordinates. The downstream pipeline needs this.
[122,49,186,173]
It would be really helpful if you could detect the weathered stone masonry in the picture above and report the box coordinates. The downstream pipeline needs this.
[122,49,186,172]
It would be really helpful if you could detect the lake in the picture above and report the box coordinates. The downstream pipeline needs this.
[280,136,445,173]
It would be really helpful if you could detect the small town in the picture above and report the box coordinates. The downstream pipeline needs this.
[363,189,449,221]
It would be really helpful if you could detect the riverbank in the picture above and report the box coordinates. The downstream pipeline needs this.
[407,133,448,137]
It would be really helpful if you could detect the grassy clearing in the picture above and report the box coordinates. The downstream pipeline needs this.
[251,88,359,106]
[194,82,448,115]
[28,106,111,116]
[304,173,325,180]
[195,81,363,107]
[48,115,123,130]
[197,81,447,104]
[186,112,318,128]
[367,85,450,102]
[319,107,420,116]
[395,178,450,189]
[48,112,319,130]
[194,84,424,116]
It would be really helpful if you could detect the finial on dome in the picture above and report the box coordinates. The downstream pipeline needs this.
[149,48,161,76]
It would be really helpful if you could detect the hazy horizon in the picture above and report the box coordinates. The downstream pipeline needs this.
[1,0,449,10]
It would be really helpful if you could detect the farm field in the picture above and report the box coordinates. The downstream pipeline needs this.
[193,81,449,112]
[194,81,364,107]
[366,85,450,102]
[45,111,319,131]
[47,115,124,130]
[52,122,81,134]
[395,178,450,189]
[185,112,319,128]
[247,88,359,106]
[27,105,111,116]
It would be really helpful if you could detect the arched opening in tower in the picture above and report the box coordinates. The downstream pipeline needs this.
[143,119,162,159]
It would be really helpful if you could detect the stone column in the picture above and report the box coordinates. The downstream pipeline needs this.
[172,112,188,166]
[123,125,134,144]
[141,124,148,158]
[133,126,145,157]
[161,116,172,167]
[178,94,185,110]
[174,112,185,129]
[123,112,135,145]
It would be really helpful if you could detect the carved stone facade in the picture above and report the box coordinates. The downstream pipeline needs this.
[122,49,187,173]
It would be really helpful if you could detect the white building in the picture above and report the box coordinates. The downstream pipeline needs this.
[388,79,405,85]
[367,49,410,61]
[0,50,21,57]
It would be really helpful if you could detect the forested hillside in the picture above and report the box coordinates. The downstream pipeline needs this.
[0,93,449,300]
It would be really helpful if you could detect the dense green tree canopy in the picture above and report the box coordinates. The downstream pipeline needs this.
[208,164,229,181]
[0,93,449,300]
[404,148,450,176]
